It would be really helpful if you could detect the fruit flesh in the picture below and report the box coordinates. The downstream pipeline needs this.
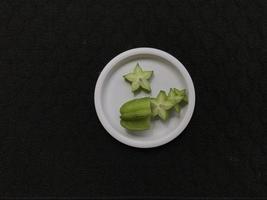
[119,88,188,131]
[150,91,173,120]
[167,88,188,113]
[123,63,153,92]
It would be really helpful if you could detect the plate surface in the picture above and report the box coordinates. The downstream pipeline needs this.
[94,48,195,148]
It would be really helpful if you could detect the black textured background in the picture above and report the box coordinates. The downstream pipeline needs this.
[0,0,266,198]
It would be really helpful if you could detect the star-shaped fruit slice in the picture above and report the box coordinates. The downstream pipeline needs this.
[123,63,153,92]
[168,88,188,112]
[150,91,174,120]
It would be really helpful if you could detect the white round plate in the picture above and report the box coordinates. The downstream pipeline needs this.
[94,48,195,148]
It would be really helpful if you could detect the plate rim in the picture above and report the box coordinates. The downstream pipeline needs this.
[94,47,195,148]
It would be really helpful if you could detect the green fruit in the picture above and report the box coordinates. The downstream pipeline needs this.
[168,88,188,113]
[168,88,184,105]
[119,88,189,131]
[150,91,174,120]
[123,63,153,92]
[119,97,151,131]
[173,88,188,103]
[182,93,188,103]
[174,104,181,112]
[120,109,151,120]
[120,97,151,120]
[120,117,150,131]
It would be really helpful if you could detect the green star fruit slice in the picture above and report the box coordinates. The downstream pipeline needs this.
[123,63,153,92]
[173,88,188,103]
[168,88,188,113]
[150,91,174,120]
[167,88,184,105]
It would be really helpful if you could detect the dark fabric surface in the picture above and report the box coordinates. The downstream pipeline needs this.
[0,0,266,198]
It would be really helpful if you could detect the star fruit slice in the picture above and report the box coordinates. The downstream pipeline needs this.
[168,88,188,113]
[123,63,153,92]
[150,91,174,120]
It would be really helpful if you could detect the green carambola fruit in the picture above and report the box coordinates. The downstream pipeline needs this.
[120,97,151,131]
[150,91,174,120]
[174,88,188,104]
[120,117,150,131]
[123,63,153,92]
[170,88,188,112]
[168,88,186,113]
[120,97,151,120]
